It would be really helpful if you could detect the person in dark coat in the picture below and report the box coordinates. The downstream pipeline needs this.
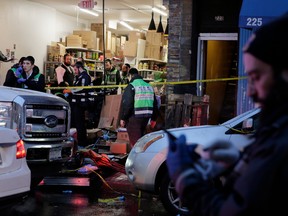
[69,61,92,147]
[3,57,25,87]
[16,56,45,92]
[120,68,158,147]
[55,53,75,87]
[166,13,288,216]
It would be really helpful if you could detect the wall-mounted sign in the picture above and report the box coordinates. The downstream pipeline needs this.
[78,0,94,9]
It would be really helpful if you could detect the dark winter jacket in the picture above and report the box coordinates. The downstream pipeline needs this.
[182,106,288,216]
[70,70,92,105]
[120,74,158,122]
[3,63,22,87]
[20,66,46,92]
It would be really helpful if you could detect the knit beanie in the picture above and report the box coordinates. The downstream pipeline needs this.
[243,13,288,70]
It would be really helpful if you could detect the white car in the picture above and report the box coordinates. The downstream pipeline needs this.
[125,108,260,215]
[0,127,31,200]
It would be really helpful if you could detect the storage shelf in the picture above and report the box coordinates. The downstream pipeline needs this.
[66,47,102,53]
[138,69,166,73]
[72,57,102,63]
[138,58,167,64]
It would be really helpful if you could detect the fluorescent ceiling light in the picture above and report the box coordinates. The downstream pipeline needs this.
[152,7,168,17]
[79,8,99,17]
[119,21,134,30]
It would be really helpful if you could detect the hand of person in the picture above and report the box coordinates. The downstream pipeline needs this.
[187,140,240,179]
[17,78,26,83]
[150,120,156,129]
[204,140,240,170]
[120,120,126,128]
[15,66,23,78]
[166,134,200,184]
[63,89,71,94]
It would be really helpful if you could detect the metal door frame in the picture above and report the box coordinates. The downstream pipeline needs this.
[196,33,238,96]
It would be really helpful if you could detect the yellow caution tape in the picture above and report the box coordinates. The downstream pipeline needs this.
[45,76,247,90]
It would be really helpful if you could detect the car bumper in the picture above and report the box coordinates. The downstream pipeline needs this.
[0,161,30,198]
[25,137,74,164]
[125,148,166,192]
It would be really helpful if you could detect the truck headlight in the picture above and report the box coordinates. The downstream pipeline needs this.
[0,102,12,128]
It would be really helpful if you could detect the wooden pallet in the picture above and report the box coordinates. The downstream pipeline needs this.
[165,94,209,128]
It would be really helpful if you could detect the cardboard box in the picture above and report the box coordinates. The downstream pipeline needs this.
[123,41,137,57]
[98,94,122,130]
[110,141,128,154]
[145,44,161,59]
[117,131,129,142]
[97,37,104,51]
[128,31,145,42]
[73,30,97,49]
[91,23,106,36]
[146,31,163,46]
[66,35,82,47]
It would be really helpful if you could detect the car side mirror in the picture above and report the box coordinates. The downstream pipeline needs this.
[242,118,254,133]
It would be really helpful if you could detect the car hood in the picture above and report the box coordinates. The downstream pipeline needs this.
[136,124,231,154]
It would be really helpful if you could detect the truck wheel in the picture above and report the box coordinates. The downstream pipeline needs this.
[159,173,191,216]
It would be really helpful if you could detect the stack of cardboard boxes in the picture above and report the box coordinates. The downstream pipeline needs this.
[145,30,164,60]
[91,23,106,51]
[123,31,146,57]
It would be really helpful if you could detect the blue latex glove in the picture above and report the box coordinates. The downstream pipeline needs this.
[15,66,23,78]
[17,78,26,83]
[166,134,200,184]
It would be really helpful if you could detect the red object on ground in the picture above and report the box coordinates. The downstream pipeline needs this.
[79,149,126,174]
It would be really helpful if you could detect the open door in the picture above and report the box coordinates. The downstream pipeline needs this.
[196,33,238,124]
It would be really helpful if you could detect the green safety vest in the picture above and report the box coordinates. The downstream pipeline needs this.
[11,68,23,78]
[105,68,118,85]
[130,79,154,117]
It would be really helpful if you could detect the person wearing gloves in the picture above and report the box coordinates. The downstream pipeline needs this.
[166,13,288,216]
[3,56,25,87]
[16,56,45,92]
[120,68,159,147]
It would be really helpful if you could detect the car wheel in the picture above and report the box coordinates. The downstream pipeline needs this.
[159,173,191,216]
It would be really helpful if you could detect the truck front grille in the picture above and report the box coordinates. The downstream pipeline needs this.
[24,104,69,140]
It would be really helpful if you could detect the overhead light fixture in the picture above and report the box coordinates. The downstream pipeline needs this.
[157,15,164,33]
[152,7,167,17]
[119,21,134,30]
[148,12,156,30]
[79,8,99,17]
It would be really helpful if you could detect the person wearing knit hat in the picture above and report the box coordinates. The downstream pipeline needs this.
[165,13,288,216]
[119,67,159,147]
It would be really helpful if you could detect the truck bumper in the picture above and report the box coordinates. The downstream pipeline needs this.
[25,137,75,164]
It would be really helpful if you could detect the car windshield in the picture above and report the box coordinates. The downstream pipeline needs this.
[221,107,260,126]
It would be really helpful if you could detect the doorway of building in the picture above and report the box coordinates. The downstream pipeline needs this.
[196,33,238,124]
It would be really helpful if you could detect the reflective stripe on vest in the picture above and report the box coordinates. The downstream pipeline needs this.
[106,68,118,85]
[131,79,154,117]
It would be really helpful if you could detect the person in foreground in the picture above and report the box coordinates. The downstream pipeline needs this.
[166,14,288,216]
[120,68,158,147]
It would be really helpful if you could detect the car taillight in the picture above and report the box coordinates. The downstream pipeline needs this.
[16,139,26,159]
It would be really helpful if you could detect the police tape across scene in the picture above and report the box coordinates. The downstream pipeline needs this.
[45,76,247,90]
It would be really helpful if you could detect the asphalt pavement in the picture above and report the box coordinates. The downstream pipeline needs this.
[1,170,169,216]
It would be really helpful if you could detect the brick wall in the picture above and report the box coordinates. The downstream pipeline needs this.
[165,0,194,128]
